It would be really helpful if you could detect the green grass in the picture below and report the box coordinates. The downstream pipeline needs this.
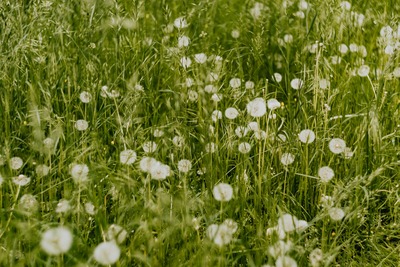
[0,0,399,266]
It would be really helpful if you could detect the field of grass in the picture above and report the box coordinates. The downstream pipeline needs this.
[0,0,399,266]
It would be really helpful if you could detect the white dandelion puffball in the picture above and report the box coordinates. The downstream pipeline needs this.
[254,129,267,140]
[172,136,185,147]
[142,141,157,153]
[245,81,255,89]
[276,255,298,267]
[290,78,303,90]
[19,194,39,213]
[188,90,198,102]
[246,98,267,117]
[229,78,241,88]
[173,17,188,29]
[177,35,190,48]
[211,93,223,102]
[36,164,50,176]
[338,44,348,54]
[180,57,192,69]
[225,107,239,119]
[10,157,23,170]
[139,157,158,173]
[329,138,346,154]
[119,149,137,165]
[204,84,217,93]
[106,224,128,244]
[248,121,259,131]
[70,163,89,183]
[340,1,351,10]
[93,241,121,266]
[153,129,164,138]
[177,159,192,173]
[278,213,298,233]
[206,224,219,241]
[150,162,171,180]
[319,79,330,89]
[349,43,358,53]
[238,142,252,154]
[318,166,334,183]
[12,175,31,186]
[40,227,73,256]
[211,110,222,122]
[268,240,293,259]
[298,0,309,10]
[235,126,249,138]
[56,199,71,213]
[298,129,316,144]
[357,65,370,77]
[273,73,282,82]
[213,183,233,202]
[231,29,240,39]
[211,224,234,247]
[75,119,89,131]
[194,53,207,64]
[280,153,295,166]
[309,248,323,267]
[267,98,281,110]
[329,207,345,221]
[222,219,238,234]
[84,202,96,215]
[79,91,92,103]
[393,67,400,78]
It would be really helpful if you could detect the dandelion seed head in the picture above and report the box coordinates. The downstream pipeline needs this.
[211,110,222,122]
[177,35,190,48]
[177,159,192,173]
[75,119,89,131]
[238,142,252,154]
[235,126,249,138]
[172,136,185,147]
[225,107,239,119]
[276,255,298,267]
[329,207,345,221]
[245,81,255,89]
[273,73,283,82]
[93,241,121,265]
[280,153,295,166]
[12,175,31,186]
[120,149,137,165]
[213,183,233,202]
[19,194,39,213]
[329,138,346,154]
[309,248,323,267]
[56,199,71,213]
[319,79,330,90]
[246,98,267,117]
[10,157,24,170]
[290,78,303,89]
[267,98,281,110]
[231,30,240,39]
[70,163,89,183]
[40,227,73,256]
[106,224,128,244]
[180,57,192,69]
[229,78,241,88]
[143,141,157,153]
[79,91,92,103]
[357,65,370,77]
[204,84,217,93]
[298,129,316,144]
[194,53,207,64]
[173,17,188,29]
[318,166,334,183]
[84,202,96,215]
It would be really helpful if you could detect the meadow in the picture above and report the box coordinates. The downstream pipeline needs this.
[0,0,399,266]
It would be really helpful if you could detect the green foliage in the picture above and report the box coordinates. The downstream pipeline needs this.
[0,0,399,266]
